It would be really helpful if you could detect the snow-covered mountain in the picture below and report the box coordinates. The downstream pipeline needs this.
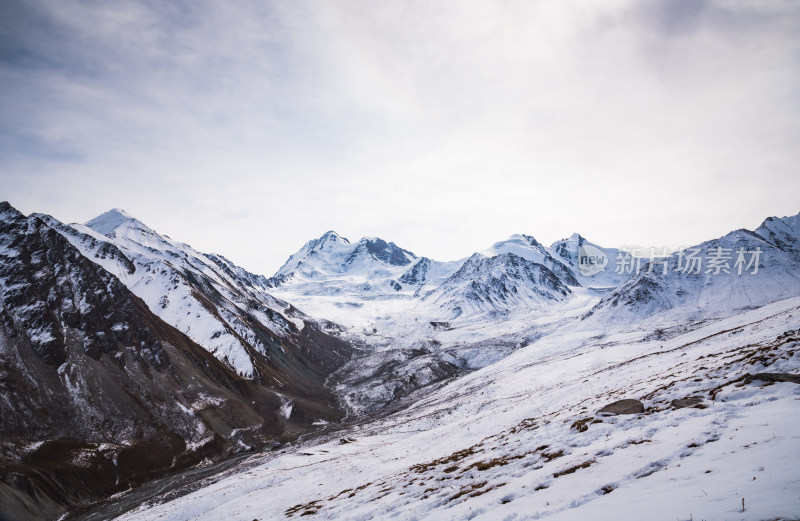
[4,202,800,521]
[268,230,595,329]
[0,203,353,520]
[266,231,463,330]
[550,233,628,288]
[265,230,623,419]
[422,252,573,318]
[755,213,800,257]
[274,231,416,279]
[481,234,580,287]
[267,210,800,455]
[38,209,352,384]
[270,231,417,306]
[585,215,800,324]
[117,286,800,521]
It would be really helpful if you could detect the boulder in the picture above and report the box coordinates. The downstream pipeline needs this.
[597,399,644,416]
[671,396,706,409]
[745,373,800,385]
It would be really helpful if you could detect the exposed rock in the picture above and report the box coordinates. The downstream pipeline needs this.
[361,238,415,266]
[570,417,593,432]
[745,373,800,385]
[671,396,707,409]
[597,399,644,415]
[400,257,432,285]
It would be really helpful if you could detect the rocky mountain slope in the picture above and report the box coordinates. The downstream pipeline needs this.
[421,252,573,318]
[0,203,354,520]
[43,209,352,381]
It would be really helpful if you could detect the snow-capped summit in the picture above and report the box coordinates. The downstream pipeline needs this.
[482,234,549,262]
[0,201,24,223]
[39,211,353,381]
[313,230,350,249]
[482,234,579,287]
[550,232,587,260]
[83,208,189,256]
[268,231,463,328]
[550,233,626,288]
[422,252,573,319]
[272,231,417,282]
[585,215,800,324]
[359,237,416,266]
[755,212,800,256]
[273,231,346,278]
[84,208,136,236]
[321,229,348,242]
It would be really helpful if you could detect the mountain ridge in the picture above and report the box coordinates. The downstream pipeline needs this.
[3,201,800,520]
[0,203,353,520]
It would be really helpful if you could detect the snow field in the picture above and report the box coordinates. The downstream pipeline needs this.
[119,298,800,521]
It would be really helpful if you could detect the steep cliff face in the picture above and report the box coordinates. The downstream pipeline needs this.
[0,203,352,520]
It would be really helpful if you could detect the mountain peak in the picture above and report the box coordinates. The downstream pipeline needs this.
[483,234,548,261]
[85,208,138,236]
[319,230,350,244]
[0,201,24,223]
[755,211,800,254]
[358,237,416,266]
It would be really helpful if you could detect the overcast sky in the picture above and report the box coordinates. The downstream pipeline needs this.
[2,0,799,274]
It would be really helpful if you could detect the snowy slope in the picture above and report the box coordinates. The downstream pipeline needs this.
[55,208,800,520]
[118,296,800,521]
[50,212,260,375]
[550,233,628,288]
[585,222,800,325]
[0,203,347,520]
[755,213,800,257]
[400,256,468,295]
[268,231,463,329]
[482,234,579,287]
[29,210,355,447]
[422,252,573,319]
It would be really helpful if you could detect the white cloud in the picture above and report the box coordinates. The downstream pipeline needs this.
[1,0,798,273]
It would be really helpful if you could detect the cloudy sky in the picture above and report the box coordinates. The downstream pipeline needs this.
[2,0,798,274]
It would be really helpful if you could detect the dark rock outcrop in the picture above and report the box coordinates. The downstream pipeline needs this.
[671,396,707,409]
[597,399,645,415]
[745,372,800,385]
